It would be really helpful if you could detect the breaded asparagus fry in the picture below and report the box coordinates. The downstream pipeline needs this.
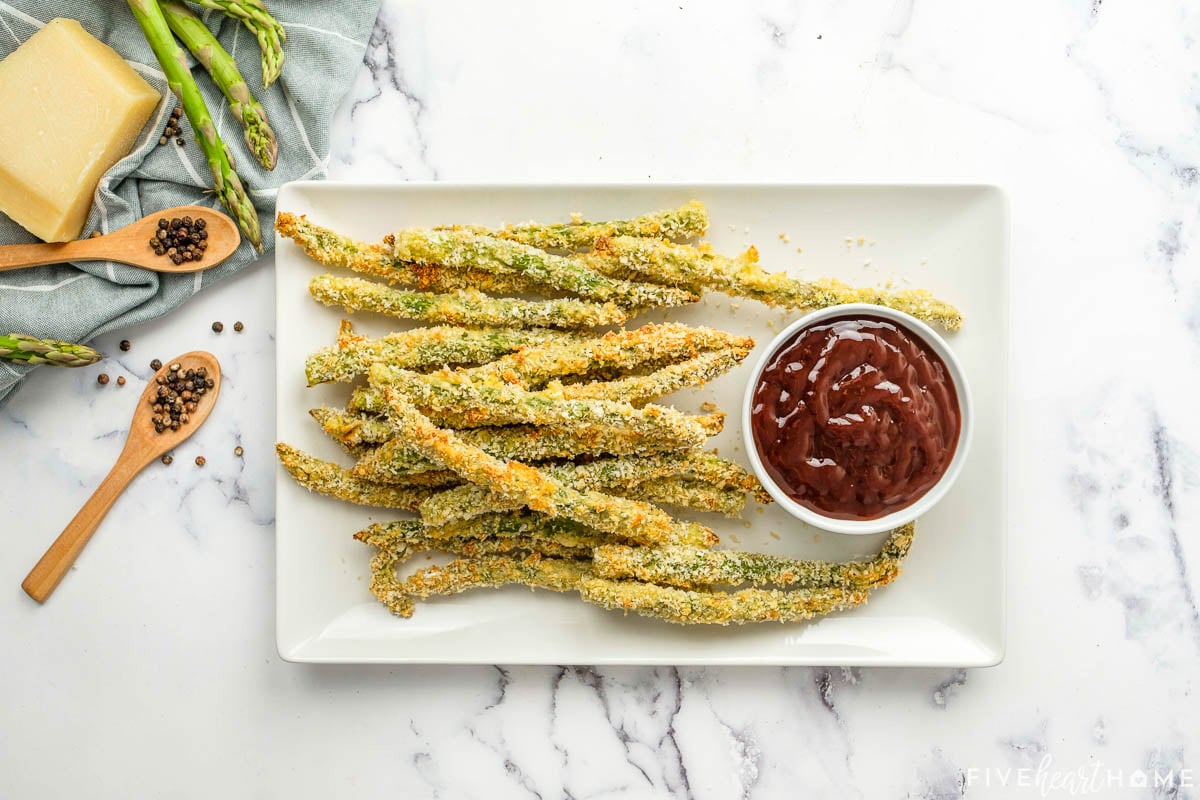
[350,415,727,480]
[414,451,760,525]
[276,212,541,295]
[354,520,594,561]
[274,443,436,511]
[579,578,869,625]
[401,554,591,599]
[350,323,751,411]
[367,366,711,448]
[360,522,588,617]
[381,387,718,548]
[589,236,964,331]
[387,228,699,309]
[426,513,612,550]
[593,523,915,589]
[555,350,750,406]
[305,322,566,385]
[309,274,631,329]
[431,535,594,561]
[368,549,415,617]
[309,407,393,451]
[354,519,426,549]
[350,364,729,428]
[415,453,704,526]
[619,478,747,518]
[668,451,769,503]
[464,322,753,389]
[447,201,710,250]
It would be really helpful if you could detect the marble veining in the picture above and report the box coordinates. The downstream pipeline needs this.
[3,0,1199,797]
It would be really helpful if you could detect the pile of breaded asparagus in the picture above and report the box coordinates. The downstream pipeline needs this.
[274,202,952,624]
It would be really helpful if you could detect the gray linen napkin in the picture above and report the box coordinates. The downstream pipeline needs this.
[0,1,378,405]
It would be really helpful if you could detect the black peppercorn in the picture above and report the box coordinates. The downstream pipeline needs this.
[119,340,131,351]
[97,373,109,385]
[151,358,163,371]
[176,137,185,146]
[212,321,224,333]
[161,454,173,465]
[116,376,126,386]
[195,456,206,467]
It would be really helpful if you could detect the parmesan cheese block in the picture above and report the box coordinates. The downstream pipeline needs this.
[0,18,161,242]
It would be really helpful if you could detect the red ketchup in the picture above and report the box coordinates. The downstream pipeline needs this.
[750,315,961,520]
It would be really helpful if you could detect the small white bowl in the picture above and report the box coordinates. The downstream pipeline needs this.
[741,303,973,535]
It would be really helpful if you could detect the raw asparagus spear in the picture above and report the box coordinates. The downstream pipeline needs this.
[126,0,262,250]
[193,0,285,88]
[160,0,278,170]
[0,334,102,367]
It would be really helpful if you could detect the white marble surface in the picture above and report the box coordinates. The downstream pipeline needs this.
[3,0,1199,796]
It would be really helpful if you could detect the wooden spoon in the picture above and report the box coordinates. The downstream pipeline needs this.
[0,206,240,274]
[22,351,222,603]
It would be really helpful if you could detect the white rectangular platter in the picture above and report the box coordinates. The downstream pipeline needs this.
[275,183,1008,665]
